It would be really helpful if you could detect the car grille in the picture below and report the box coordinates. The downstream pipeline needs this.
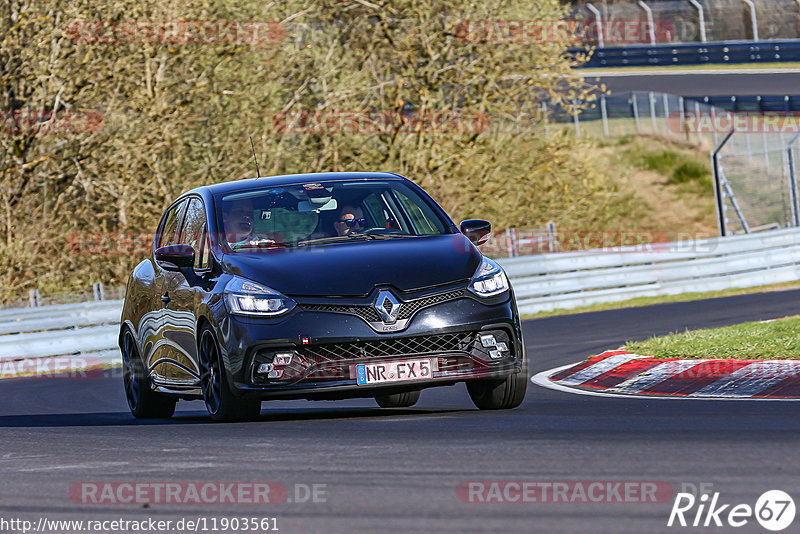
[297,331,474,363]
[298,289,465,324]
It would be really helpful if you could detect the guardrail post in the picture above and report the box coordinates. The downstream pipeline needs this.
[688,0,707,42]
[93,282,104,301]
[712,129,736,236]
[787,134,800,227]
[632,93,641,134]
[600,95,609,136]
[586,3,604,48]
[742,0,759,41]
[637,1,656,45]
[28,289,40,308]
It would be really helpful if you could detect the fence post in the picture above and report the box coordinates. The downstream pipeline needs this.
[742,0,759,41]
[637,1,656,45]
[712,129,736,236]
[663,93,670,135]
[542,102,549,139]
[786,134,800,227]
[29,289,40,308]
[600,95,609,136]
[572,99,580,137]
[688,0,707,42]
[762,130,770,169]
[648,91,657,132]
[707,97,718,146]
[93,282,104,301]
[631,93,641,134]
[679,96,688,141]
[694,100,702,143]
[547,222,558,252]
[586,3,604,48]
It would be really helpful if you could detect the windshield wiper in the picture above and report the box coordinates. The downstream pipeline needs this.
[230,241,294,251]
[297,234,372,246]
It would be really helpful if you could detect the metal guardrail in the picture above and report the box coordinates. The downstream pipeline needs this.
[498,227,800,314]
[4,228,800,363]
[578,39,800,68]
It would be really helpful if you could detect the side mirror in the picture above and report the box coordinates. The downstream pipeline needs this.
[460,219,492,246]
[155,244,195,271]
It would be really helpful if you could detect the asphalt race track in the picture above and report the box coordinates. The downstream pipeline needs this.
[583,69,800,96]
[3,289,800,533]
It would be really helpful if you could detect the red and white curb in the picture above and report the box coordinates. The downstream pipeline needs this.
[532,350,800,400]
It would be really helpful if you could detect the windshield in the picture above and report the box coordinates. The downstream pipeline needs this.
[216,180,450,251]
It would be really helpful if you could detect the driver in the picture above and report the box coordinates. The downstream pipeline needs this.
[333,205,366,236]
[221,199,258,247]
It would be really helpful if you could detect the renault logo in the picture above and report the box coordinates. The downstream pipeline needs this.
[374,290,401,324]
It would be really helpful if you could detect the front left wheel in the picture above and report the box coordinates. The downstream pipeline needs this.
[198,326,261,422]
[121,329,176,419]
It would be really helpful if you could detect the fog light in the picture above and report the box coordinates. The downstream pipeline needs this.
[274,353,293,366]
[479,334,497,348]
[268,369,283,379]
[257,363,274,374]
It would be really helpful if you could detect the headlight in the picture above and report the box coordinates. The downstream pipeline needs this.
[223,276,296,317]
[468,257,509,297]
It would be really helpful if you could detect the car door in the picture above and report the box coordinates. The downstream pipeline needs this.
[158,196,212,384]
[148,198,194,382]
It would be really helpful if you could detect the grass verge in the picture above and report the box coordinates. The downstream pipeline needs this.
[626,315,800,360]
[524,279,800,319]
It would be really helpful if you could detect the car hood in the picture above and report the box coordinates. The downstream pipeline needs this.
[220,234,481,296]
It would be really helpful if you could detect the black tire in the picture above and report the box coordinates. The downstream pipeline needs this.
[375,390,421,408]
[198,326,261,422]
[466,360,528,410]
[121,329,176,419]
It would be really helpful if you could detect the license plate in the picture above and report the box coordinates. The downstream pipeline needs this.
[355,358,437,386]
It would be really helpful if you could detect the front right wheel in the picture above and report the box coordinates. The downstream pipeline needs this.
[199,326,261,422]
[121,329,176,419]
[466,360,528,410]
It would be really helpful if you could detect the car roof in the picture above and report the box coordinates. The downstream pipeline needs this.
[184,171,410,198]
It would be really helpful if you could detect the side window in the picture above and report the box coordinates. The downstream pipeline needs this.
[394,190,441,235]
[158,200,186,248]
[179,198,210,269]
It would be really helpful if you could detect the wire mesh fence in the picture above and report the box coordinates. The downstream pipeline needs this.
[715,129,800,235]
[570,0,800,44]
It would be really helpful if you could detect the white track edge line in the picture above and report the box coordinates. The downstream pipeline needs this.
[530,362,800,402]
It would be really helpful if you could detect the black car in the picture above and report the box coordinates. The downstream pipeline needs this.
[119,172,527,421]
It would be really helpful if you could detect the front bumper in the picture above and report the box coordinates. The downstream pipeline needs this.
[215,290,524,401]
